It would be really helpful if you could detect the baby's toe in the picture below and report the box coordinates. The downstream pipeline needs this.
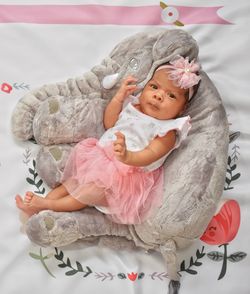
[24,192,34,203]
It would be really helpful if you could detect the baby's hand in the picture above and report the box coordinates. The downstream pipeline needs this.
[113,131,128,162]
[113,76,138,103]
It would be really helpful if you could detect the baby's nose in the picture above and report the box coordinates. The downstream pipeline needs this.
[153,91,164,101]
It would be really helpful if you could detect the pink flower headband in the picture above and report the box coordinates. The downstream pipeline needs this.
[156,56,201,100]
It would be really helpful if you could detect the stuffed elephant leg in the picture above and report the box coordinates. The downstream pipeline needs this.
[36,144,72,188]
[25,208,134,248]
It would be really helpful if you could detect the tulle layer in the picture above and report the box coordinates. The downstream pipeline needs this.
[61,138,164,224]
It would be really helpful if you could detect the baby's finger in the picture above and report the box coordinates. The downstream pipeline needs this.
[114,141,123,149]
[114,147,125,158]
[114,134,124,142]
[113,141,124,151]
[126,85,139,95]
[124,76,137,84]
[125,84,138,91]
[114,131,125,140]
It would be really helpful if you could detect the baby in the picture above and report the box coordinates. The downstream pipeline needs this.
[15,56,200,224]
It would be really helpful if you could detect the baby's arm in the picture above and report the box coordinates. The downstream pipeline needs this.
[103,76,137,129]
[113,131,176,167]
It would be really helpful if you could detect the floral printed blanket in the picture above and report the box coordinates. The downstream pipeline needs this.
[0,1,249,293]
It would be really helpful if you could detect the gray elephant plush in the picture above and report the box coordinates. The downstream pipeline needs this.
[11,29,229,294]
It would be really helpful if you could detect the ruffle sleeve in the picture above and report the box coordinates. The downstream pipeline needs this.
[157,115,191,148]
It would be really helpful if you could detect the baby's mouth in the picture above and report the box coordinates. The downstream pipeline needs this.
[148,103,159,110]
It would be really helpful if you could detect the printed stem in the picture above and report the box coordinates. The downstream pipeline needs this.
[218,243,228,280]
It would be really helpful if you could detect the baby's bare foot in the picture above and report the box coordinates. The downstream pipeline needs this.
[24,192,50,211]
[15,194,39,217]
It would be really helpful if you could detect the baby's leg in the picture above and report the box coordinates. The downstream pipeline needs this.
[15,184,68,216]
[24,192,86,213]
[15,183,107,216]
[45,184,68,200]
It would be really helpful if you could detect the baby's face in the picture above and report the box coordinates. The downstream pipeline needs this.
[138,69,188,120]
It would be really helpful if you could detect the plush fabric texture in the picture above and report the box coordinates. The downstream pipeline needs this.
[11,29,229,282]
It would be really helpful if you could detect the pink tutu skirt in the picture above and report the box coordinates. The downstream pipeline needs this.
[61,138,164,224]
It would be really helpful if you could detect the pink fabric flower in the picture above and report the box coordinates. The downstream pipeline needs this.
[157,56,201,89]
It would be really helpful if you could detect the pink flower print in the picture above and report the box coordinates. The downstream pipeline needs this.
[1,83,12,93]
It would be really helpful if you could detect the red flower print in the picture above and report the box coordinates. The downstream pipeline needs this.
[200,199,241,280]
[1,83,13,93]
[127,272,138,281]
[200,199,240,245]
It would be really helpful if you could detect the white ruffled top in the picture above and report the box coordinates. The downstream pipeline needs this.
[98,97,191,172]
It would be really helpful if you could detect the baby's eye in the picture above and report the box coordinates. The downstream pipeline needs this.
[150,83,158,90]
[168,92,176,99]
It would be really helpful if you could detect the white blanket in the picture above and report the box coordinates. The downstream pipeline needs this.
[0,1,249,293]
